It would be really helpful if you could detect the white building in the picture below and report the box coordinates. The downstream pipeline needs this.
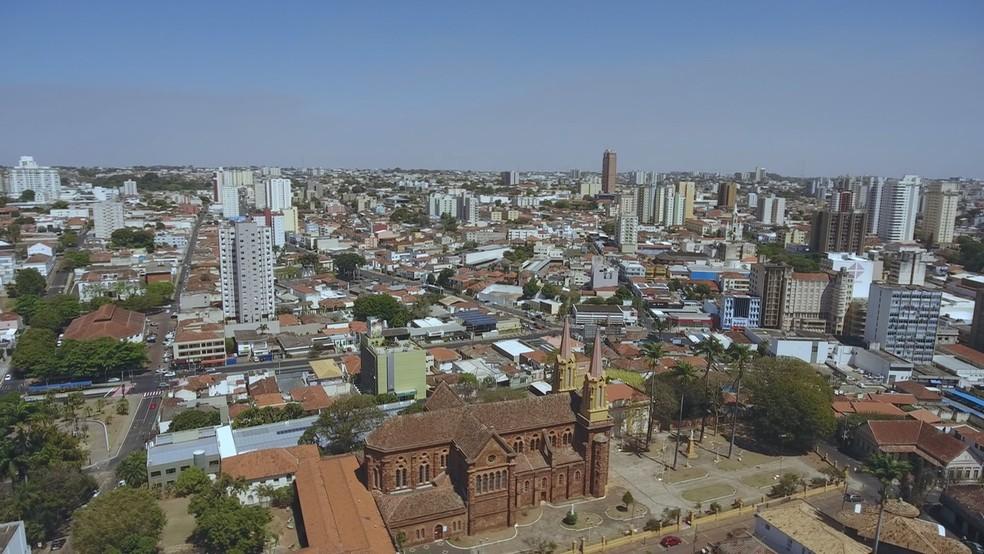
[864,176,885,234]
[7,156,61,202]
[427,193,458,218]
[923,182,959,246]
[220,185,241,218]
[93,201,125,240]
[219,220,276,324]
[757,195,787,226]
[877,175,921,242]
[256,178,292,211]
[257,212,286,248]
[122,179,138,196]
[825,253,875,298]
[660,185,685,226]
[616,214,638,254]
[865,283,941,364]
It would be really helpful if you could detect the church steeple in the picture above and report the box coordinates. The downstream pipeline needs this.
[579,332,609,423]
[552,318,579,393]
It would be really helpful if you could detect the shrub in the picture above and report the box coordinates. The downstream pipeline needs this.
[562,511,578,525]
[709,502,722,514]
[643,518,661,531]
[115,398,129,415]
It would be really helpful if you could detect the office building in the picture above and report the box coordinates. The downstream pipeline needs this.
[880,244,928,286]
[93,201,125,240]
[256,178,292,211]
[219,220,275,324]
[7,156,61,202]
[675,181,696,220]
[718,294,760,330]
[751,262,791,329]
[810,209,868,254]
[717,182,738,210]
[877,175,921,242]
[757,195,787,226]
[616,214,638,254]
[359,320,427,400]
[751,262,851,333]
[922,182,959,246]
[865,284,942,364]
[602,149,617,194]
[500,171,519,186]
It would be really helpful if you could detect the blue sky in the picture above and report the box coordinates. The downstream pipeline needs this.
[2,1,982,177]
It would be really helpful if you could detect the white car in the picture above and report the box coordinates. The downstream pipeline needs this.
[3,374,11,382]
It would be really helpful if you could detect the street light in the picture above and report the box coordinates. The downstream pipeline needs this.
[776,433,789,479]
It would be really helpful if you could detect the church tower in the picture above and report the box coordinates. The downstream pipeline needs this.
[579,332,609,424]
[552,318,579,393]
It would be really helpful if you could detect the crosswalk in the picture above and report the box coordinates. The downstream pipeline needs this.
[143,389,167,398]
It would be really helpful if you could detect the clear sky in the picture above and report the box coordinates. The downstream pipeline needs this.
[2,1,982,177]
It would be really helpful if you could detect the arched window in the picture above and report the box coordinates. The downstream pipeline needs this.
[482,474,489,493]
[495,471,502,490]
[419,462,430,483]
[395,466,407,488]
[574,470,581,481]
[513,437,524,452]
[371,467,380,489]
[440,450,448,468]
[524,480,530,492]
[541,477,548,489]
[563,430,572,445]
[549,432,557,447]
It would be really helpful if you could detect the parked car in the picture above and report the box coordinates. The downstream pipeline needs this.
[660,535,682,547]
[164,371,176,378]
[844,492,863,503]
[3,374,11,382]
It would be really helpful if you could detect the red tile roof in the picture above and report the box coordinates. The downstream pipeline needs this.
[864,420,968,465]
[63,304,145,342]
[222,444,319,482]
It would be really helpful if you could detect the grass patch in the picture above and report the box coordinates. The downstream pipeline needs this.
[159,497,196,552]
[716,450,772,471]
[740,471,779,489]
[663,467,708,484]
[607,369,645,389]
[680,484,735,503]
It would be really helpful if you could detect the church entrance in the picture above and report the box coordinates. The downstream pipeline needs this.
[434,524,444,540]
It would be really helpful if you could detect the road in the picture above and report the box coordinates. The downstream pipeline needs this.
[46,228,88,297]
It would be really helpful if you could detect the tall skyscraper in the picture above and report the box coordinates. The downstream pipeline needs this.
[717,182,738,210]
[7,156,61,202]
[221,185,241,218]
[675,181,696,220]
[922,182,959,246]
[219,220,275,324]
[750,262,791,329]
[636,184,657,224]
[500,171,519,187]
[810,209,868,254]
[864,176,885,234]
[602,149,617,194]
[877,175,921,243]
[864,283,941,364]
[256,178,292,211]
[93,202,125,240]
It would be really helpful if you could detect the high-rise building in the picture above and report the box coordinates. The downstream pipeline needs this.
[427,193,458,218]
[754,167,766,183]
[660,185,685,226]
[500,171,519,187]
[257,211,286,248]
[121,179,138,196]
[281,206,299,233]
[864,283,941,364]
[750,262,791,329]
[877,175,921,242]
[214,168,254,202]
[880,244,928,286]
[616,215,638,254]
[457,195,478,224]
[922,182,959,246]
[675,181,696,220]
[221,185,242,218]
[636,184,657,224]
[579,176,602,197]
[717,182,738,210]
[618,191,636,215]
[7,156,61,202]
[718,294,761,330]
[864,176,885,234]
[568,169,581,180]
[219,220,275,324]
[256,178,292,211]
[810,209,868,254]
[830,190,855,212]
[602,149,617,194]
[757,195,787,226]
[93,201,125,240]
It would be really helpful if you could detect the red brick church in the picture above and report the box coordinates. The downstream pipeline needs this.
[362,321,614,546]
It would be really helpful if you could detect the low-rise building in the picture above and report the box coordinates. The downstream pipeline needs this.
[855,420,984,483]
[63,304,146,343]
[221,444,320,505]
[754,499,867,554]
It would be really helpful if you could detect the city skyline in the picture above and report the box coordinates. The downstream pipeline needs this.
[2,1,983,177]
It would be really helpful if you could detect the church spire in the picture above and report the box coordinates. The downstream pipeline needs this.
[579,331,609,423]
[552,318,579,393]
[589,332,604,379]
[559,318,573,360]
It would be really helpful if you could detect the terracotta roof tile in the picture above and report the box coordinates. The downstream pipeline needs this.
[63,304,145,341]
[222,445,319,482]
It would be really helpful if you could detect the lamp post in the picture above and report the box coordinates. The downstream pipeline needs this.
[777,433,789,479]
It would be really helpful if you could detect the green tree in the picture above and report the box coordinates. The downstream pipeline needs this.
[12,268,46,297]
[300,395,385,455]
[71,487,165,554]
[59,230,80,249]
[726,343,755,458]
[641,342,665,447]
[10,328,58,378]
[769,473,803,498]
[864,453,912,553]
[541,282,562,300]
[0,463,96,543]
[333,252,367,279]
[17,190,35,202]
[175,466,212,497]
[110,228,155,251]
[169,409,220,432]
[191,493,271,554]
[26,304,62,331]
[435,268,455,289]
[232,403,303,429]
[116,450,148,487]
[352,294,410,327]
[745,357,835,452]
[522,278,541,299]
[694,337,725,441]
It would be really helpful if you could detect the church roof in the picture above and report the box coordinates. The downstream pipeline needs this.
[374,473,466,525]
[366,392,577,453]
[424,381,466,411]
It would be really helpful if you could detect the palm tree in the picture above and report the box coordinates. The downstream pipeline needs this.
[726,344,755,458]
[694,337,724,441]
[865,453,912,553]
[670,361,698,469]
[641,342,665,448]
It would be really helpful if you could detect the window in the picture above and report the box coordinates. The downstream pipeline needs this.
[524,480,530,492]
[372,468,381,489]
[513,438,524,452]
[395,466,408,488]
[558,473,564,485]
[440,450,448,468]
[419,463,430,483]
[495,471,503,490]
[574,470,581,481]
[151,471,161,477]
[180,466,190,471]
[165,468,176,474]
